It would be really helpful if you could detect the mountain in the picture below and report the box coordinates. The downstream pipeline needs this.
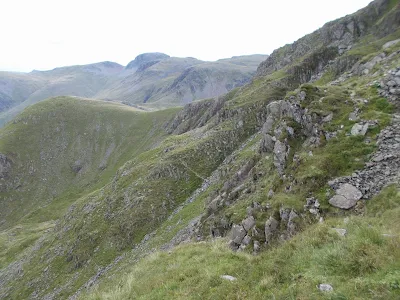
[0,0,400,299]
[0,54,267,126]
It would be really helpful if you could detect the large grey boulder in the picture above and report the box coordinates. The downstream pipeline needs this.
[329,183,362,209]
[242,216,255,232]
[231,225,247,244]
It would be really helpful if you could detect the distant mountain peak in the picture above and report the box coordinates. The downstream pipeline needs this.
[125,52,170,70]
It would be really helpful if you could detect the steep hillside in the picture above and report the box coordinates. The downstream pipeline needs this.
[0,97,178,229]
[0,54,267,126]
[0,0,399,299]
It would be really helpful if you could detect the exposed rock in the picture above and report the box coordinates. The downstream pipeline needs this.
[328,122,400,199]
[221,275,237,281]
[253,240,260,253]
[351,123,369,136]
[332,228,347,236]
[261,134,275,153]
[265,216,279,244]
[329,183,362,209]
[348,112,358,121]
[273,140,288,175]
[287,210,299,236]
[242,216,256,232]
[0,154,11,178]
[241,235,252,246]
[231,225,247,244]
[318,284,333,292]
[382,39,400,49]
[267,189,274,199]
[322,113,333,123]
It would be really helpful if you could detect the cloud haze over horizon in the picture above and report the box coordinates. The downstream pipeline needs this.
[1,0,373,72]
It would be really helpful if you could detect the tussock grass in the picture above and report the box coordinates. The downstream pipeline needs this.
[85,186,400,300]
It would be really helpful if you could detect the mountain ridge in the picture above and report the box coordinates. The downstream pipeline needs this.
[0,54,267,126]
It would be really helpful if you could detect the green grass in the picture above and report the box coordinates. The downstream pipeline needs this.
[85,186,400,300]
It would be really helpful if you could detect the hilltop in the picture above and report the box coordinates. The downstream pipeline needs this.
[0,0,400,299]
[0,54,267,126]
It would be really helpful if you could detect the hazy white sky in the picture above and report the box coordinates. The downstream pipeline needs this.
[1,0,373,72]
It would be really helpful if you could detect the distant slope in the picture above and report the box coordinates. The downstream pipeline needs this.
[0,97,178,229]
[0,54,267,126]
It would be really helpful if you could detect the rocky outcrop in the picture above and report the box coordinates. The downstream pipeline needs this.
[378,67,400,105]
[256,0,400,90]
[0,154,11,179]
[329,119,400,203]
[125,52,170,70]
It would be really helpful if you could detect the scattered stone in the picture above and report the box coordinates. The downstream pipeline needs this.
[348,112,358,121]
[332,228,347,236]
[253,241,260,253]
[351,123,369,136]
[318,284,333,292]
[322,113,333,123]
[241,235,252,246]
[221,275,237,282]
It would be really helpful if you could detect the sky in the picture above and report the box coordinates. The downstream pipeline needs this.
[1,0,373,72]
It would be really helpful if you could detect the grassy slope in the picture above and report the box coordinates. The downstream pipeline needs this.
[86,186,400,300]
[1,2,400,299]
[1,41,399,300]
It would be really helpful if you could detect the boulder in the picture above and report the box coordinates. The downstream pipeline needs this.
[329,183,362,209]
[332,228,347,236]
[351,123,369,136]
[221,275,237,281]
[318,284,333,292]
[231,225,247,244]
[242,216,256,232]
[241,235,252,246]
